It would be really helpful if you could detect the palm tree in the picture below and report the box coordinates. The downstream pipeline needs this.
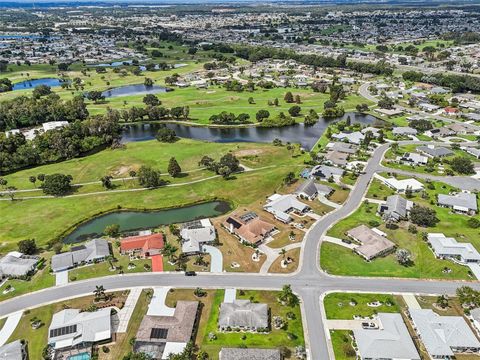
[279,248,287,259]
[94,285,106,301]
[194,254,205,266]
[162,243,178,262]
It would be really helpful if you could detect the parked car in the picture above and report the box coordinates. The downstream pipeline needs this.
[185,271,196,276]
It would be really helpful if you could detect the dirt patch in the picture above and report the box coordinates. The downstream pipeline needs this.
[234,149,265,157]
[111,165,137,177]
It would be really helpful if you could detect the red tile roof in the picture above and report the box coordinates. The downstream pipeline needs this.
[120,233,164,253]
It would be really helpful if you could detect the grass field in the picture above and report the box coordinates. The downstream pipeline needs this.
[330,330,356,360]
[0,139,304,251]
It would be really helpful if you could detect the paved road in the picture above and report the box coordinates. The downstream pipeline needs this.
[1,141,480,359]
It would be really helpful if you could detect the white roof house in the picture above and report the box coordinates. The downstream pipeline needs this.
[51,238,110,272]
[438,192,478,214]
[48,308,112,350]
[0,340,27,360]
[264,194,309,223]
[383,177,424,193]
[180,218,216,254]
[428,233,480,264]
[399,152,428,165]
[410,309,480,358]
[354,313,420,360]
[42,121,69,132]
[392,127,417,136]
[331,131,365,145]
[0,252,38,278]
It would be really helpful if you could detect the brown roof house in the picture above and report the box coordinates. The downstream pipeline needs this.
[223,213,275,246]
[218,300,269,332]
[134,301,199,359]
[347,225,396,260]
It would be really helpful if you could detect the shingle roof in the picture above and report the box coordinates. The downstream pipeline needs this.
[295,179,333,198]
[51,238,110,271]
[0,340,26,360]
[354,313,420,360]
[347,225,396,260]
[438,192,478,211]
[428,233,480,262]
[384,195,412,220]
[180,219,216,253]
[0,253,38,277]
[410,309,480,358]
[417,145,454,157]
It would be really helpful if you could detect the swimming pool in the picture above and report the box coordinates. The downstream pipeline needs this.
[67,353,90,360]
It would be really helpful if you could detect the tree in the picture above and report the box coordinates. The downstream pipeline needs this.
[100,175,113,189]
[57,63,70,71]
[41,173,73,196]
[0,177,7,189]
[29,176,37,187]
[284,91,294,103]
[409,205,439,227]
[283,172,296,185]
[278,284,299,307]
[104,224,120,238]
[94,285,106,301]
[218,153,241,173]
[248,97,255,104]
[396,249,411,266]
[217,166,232,179]
[144,77,154,87]
[295,94,301,104]
[86,90,105,104]
[450,156,475,174]
[468,217,480,228]
[288,105,301,117]
[304,109,318,126]
[156,127,177,143]
[273,98,279,106]
[143,94,160,107]
[168,157,182,177]
[18,239,37,255]
[37,173,45,182]
[137,166,165,188]
[378,95,395,109]
[32,85,52,99]
[256,109,270,122]
[279,248,287,259]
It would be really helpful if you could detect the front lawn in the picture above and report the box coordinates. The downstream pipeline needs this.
[330,330,356,360]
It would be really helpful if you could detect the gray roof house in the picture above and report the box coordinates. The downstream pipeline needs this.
[464,147,480,159]
[180,219,216,254]
[219,348,281,360]
[0,340,28,360]
[417,145,454,158]
[354,313,420,360]
[294,178,333,201]
[0,252,38,278]
[438,192,478,215]
[264,194,310,223]
[331,131,365,145]
[48,308,112,350]
[427,233,480,264]
[51,238,110,272]
[399,152,428,165]
[410,309,480,359]
[392,127,417,136]
[327,142,358,154]
[347,225,396,260]
[218,300,268,331]
[378,195,413,222]
[310,164,344,180]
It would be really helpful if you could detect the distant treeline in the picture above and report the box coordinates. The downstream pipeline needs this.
[402,70,480,93]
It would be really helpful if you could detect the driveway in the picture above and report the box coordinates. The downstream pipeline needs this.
[203,245,223,273]
[55,271,69,286]
[148,287,175,316]
[0,311,22,346]
[326,319,378,330]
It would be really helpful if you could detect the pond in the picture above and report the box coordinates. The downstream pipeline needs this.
[63,200,231,243]
[12,78,64,91]
[120,112,380,150]
[102,84,168,98]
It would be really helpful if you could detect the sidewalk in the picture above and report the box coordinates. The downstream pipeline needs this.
[0,311,22,346]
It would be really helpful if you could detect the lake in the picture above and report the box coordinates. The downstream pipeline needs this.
[102,84,168,98]
[120,112,380,150]
[63,200,231,243]
[12,78,64,91]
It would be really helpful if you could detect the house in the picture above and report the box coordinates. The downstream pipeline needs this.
[464,113,480,122]
[264,194,310,223]
[444,107,460,116]
[134,301,199,359]
[427,233,480,264]
[309,164,344,181]
[382,177,424,193]
[410,309,480,359]
[392,127,417,136]
[120,233,164,257]
[378,195,413,222]
[180,219,216,254]
[0,252,38,278]
[438,192,477,215]
[425,127,457,138]
[346,225,396,260]
[0,340,28,360]
[361,127,382,136]
[223,213,275,245]
[353,313,420,360]
[399,152,428,166]
[42,121,69,132]
[447,122,476,135]
[331,131,364,145]
[374,108,404,117]
[431,87,449,94]
[418,103,440,112]
[48,308,112,351]
[464,147,480,159]
[218,300,268,331]
[417,145,453,158]
[294,178,333,201]
[326,142,358,154]
[51,238,110,272]
[325,150,348,166]
[219,348,281,360]
[469,308,480,333]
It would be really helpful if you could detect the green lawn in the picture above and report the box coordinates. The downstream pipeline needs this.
[323,293,399,320]
[201,290,304,359]
[365,178,396,200]
[0,140,304,251]
[330,330,356,360]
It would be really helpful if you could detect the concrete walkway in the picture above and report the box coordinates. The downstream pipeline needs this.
[224,288,236,303]
[326,319,377,330]
[0,311,22,346]
[148,287,175,316]
[116,287,142,333]
[318,195,341,209]
[259,242,302,274]
[402,294,421,310]
[323,236,358,250]
[468,264,480,280]
[55,271,69,286]
[203,245,223,273]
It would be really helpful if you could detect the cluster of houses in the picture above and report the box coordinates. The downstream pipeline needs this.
[5,121,69,141]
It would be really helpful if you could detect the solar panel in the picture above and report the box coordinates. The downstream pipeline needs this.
[150,328,168,339]
[50,324,77,338]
